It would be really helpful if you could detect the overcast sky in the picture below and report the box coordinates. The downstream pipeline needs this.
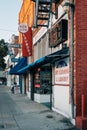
[0,0,22,42]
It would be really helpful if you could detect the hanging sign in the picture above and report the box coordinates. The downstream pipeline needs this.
[18,23,28,33]
[18,23,32,57]
[7,43,19,62]
[8,43,21,48]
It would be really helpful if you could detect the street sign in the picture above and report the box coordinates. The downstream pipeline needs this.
[8,43,21,48]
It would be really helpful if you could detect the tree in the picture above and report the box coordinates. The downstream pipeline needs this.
[0,39,8,70]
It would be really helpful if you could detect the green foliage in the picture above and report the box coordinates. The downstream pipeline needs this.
[0,39,8,70]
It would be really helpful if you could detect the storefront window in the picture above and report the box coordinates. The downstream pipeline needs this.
[34,67,51,94]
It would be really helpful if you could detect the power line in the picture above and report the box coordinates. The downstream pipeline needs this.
[0,28,18,33]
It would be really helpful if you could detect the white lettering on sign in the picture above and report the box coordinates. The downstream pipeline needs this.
[23,34,31,55]
[8,43,21,48]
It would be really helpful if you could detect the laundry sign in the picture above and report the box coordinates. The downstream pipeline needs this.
[18,23,28,33]
[18,23,32,57]
[55,60,69,85]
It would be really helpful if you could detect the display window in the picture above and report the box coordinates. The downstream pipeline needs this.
[34,66,51,94]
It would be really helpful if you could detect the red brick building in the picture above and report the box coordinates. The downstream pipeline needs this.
[74,0,87,129]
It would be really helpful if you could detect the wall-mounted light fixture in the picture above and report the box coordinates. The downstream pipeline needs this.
[61,1,74,13]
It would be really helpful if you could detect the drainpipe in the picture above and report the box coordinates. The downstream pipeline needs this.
[50,62,52,110]
[69,0,74,118]
[62,0,74,118]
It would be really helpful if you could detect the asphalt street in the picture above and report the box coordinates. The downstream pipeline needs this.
[0,85,79,130]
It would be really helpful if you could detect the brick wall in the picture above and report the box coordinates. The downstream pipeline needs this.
[74,0,87,129]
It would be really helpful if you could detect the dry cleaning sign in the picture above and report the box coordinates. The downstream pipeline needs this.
[55,60,69,85]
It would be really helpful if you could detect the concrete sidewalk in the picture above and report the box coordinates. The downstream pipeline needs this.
[0,85,79,130]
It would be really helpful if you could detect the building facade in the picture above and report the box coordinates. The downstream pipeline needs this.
[8,0,87,130]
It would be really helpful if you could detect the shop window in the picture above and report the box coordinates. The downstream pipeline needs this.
[34,67,51,94]
[49,19,68,47]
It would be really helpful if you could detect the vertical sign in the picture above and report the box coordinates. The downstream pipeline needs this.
[6,43,19,62]
[18,23,32,57]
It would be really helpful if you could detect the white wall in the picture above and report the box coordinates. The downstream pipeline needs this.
[53,85,71,117]
[52,57,72,118]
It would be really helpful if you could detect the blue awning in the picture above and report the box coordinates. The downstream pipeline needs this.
[8,57,27,75]
[17,57,49,74]
[18,62,35,74]
[18,47,69,74]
